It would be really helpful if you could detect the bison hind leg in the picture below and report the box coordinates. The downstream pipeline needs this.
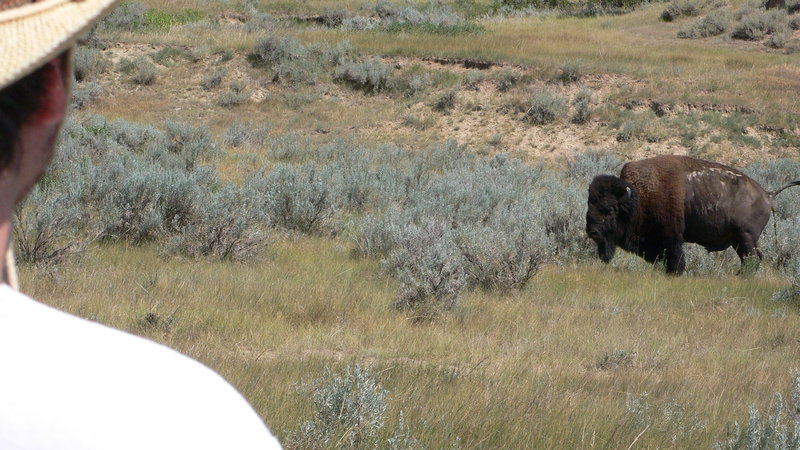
[734,232,762,276]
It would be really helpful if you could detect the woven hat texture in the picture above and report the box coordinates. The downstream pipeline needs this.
[0,0,120,89]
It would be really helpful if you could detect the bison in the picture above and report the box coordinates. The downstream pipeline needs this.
[585,155,800,274]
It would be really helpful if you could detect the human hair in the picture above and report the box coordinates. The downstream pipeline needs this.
[0,67,46,170]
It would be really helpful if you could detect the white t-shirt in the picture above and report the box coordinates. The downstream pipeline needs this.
[0,285,281,449]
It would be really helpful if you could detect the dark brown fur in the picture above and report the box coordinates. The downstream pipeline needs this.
[586,155,800,274]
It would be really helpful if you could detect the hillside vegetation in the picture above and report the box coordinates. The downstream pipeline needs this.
[21,0,800,447]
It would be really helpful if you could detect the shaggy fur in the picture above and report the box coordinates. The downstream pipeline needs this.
[586,155,800,274]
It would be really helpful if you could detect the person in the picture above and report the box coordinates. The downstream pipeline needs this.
[0,0,281,448]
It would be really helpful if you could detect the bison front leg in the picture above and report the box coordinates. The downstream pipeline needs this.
[665,242,686,275]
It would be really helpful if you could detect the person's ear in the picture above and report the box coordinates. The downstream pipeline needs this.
[27,50,71,127]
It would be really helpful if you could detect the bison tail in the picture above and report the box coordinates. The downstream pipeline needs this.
[770,180,800,199]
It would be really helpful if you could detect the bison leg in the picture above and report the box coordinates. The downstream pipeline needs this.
[734,232,761,275]
[664,242,686,275]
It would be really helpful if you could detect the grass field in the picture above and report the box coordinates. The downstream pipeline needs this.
[21,239,799,447]
[20,0,800,447]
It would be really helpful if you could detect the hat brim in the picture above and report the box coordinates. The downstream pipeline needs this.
[0,0,121,90]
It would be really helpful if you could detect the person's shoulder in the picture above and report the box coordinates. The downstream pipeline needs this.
[0,286,281,449]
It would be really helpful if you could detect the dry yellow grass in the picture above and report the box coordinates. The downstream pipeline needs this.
[21,239,799,447]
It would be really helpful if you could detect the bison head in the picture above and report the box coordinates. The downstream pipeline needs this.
[586,175,638,263]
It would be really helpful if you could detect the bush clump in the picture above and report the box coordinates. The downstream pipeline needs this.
[731,9,787,40]
[168,184,267,262]
[243,12,275,33]
[572,88,592,124]
[373,1,481,34]
[200,69,226,90]
[251,35,307,67]
[678,10,730,38]
[98,1,147,31]
[334,58,392,93]
[150,46,198,66]
[456,201,552,290]
[716,370,800,449]
[386,222,467,316]
[255,164,336,234]
[70,82,103,110]
[93,156,196,242]
[766,25,792,47]
[661,0,700,21]
[164,121,219,169]
[523,90,566,124]
[287,365,418,450]
[250,36,352,84]
[218,88,249,107]
[221,120,270,148]
[433,90,458,112]
[73,46,111,81]
[14,185,88,270]
[557,59,583,83]
[495,69,522,92]
[320,7,351,27]
[131,57,158,85]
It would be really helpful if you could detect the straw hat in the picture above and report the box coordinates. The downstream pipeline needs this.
[0,0,121,90]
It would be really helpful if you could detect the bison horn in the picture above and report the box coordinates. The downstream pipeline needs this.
[625,187,631,199]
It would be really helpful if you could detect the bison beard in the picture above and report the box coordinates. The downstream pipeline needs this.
[585,155,800,275]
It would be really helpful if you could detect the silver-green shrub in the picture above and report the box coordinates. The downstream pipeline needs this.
[92,152,205,242]
[221,120,271,148]
[131,57,158,85]
[251,35,307,67]
[164,121,219,170]
[255,164,336,234]
[523,90,566,124]
[455,200,552,290]
[70,82,103,110]
[766,26,792,47]
[385,221,466,314]
[661,0,700,21]
[217,89,249,108]
[167,183,267,262]
[266,132,312,161]
[773,257,800,303]
[572,87,592,124]
[626,392,706,444]
[244,12,275,33]
[351,211,409,258]
[537,175,591,259]
[558,59,583,83]
[98,1,147,31]
[200,69,226,90]
[334,58,392,93]
[373,0,471,32]
[678,10,730,38]
[288,365,410,450]
[731,9,788,40]
[716,370,800,449]
[73,46,111,81]
[14,184,88,270]
[565,149,622,183]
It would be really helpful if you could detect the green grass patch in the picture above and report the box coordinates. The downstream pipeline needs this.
[380,22,486,35]
[144,9,205,30]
